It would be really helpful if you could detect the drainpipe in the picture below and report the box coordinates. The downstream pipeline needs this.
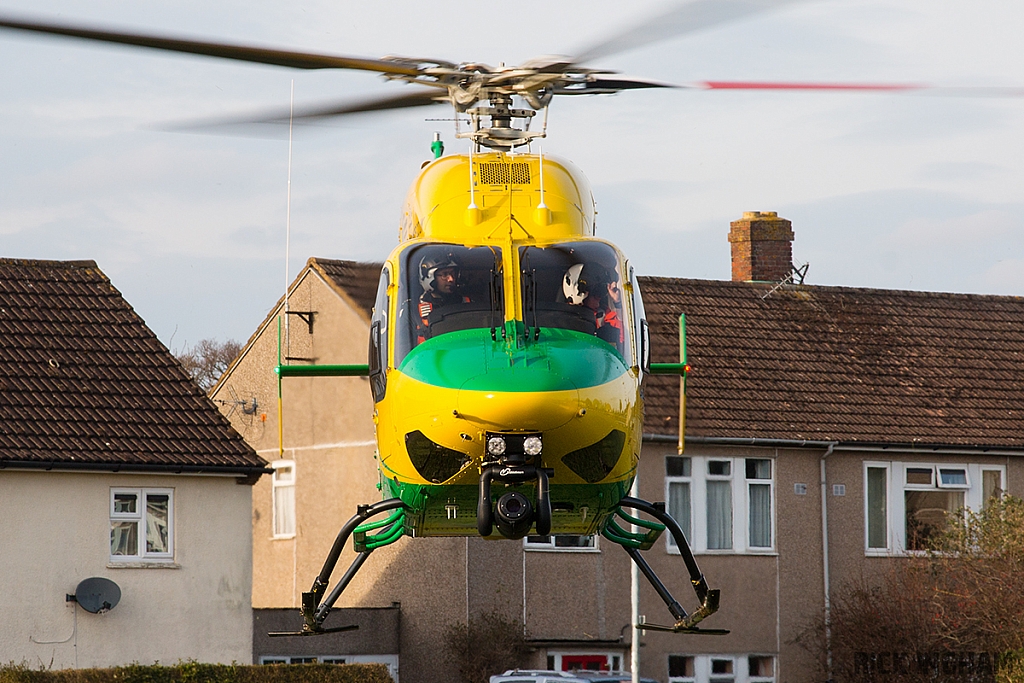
[820,442,837,683]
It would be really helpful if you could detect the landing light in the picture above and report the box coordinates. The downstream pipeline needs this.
[487,436,506,456]
[523,436,543,456]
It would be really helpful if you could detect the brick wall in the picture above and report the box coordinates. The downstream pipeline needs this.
[728,211,795,282]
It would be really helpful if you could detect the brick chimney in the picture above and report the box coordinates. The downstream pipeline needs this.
[728,211,795,282]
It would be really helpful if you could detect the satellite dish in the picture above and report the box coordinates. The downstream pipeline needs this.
[73,577,121,614]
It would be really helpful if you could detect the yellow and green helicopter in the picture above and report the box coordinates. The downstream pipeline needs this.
[3,0,887,638]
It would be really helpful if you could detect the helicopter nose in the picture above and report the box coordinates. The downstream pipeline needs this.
[456,379,580,431]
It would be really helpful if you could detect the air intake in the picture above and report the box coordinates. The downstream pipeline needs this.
[478,162,531,185]
[405,431,470,483]
[561,430,627,483]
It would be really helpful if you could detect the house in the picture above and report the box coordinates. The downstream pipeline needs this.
[214,212,1024,683]
[0,258,269,668]
[635,212,1023,682]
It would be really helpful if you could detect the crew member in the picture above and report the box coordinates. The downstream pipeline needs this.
[563,262,623,344]
[415,250,469,342]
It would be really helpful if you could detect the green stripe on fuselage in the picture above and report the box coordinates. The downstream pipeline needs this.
[398,327,628,391]
[383,478,632,537]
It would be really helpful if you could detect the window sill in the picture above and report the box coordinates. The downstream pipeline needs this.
[271,534,297,541]
[107,561,180,569]
[668,546,778,557]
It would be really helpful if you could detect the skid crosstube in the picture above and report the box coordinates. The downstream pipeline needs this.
[606,496,729,635]
[270,498,407,637]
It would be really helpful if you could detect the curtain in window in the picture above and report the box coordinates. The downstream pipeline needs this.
[110,521,137,555]
[706,481,732,549]
[146,494,170,553]
[275,485,296,536]
[668,481,691,545]
[867,467,887,549]
[749,483,771,547]
[983,470,1003,507]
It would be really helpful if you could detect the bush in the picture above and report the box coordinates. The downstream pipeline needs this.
[801,495,1024,683]
[443,612,532,683]
[0,663,391,683]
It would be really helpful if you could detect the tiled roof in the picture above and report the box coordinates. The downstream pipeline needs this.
[0,259,267,474]
[312,259,384,320]
[641,276,1024,449]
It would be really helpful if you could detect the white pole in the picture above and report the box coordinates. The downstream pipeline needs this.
[630,472,640,683]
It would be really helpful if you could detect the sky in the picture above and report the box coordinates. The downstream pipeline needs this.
[2,0,1024,350]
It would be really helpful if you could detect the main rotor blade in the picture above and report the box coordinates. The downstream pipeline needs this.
[0,14,423,75]
[572,0,810,65]
[164,88,446,132]
[686,81,1024,96]
[554,76,677,95]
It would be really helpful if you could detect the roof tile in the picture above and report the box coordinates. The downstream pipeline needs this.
[0,258,266,471]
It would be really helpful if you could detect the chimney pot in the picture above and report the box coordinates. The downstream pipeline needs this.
[728,211,794,283]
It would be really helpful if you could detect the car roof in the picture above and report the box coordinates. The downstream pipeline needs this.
[568,672,659,683]
[490,671,589,683]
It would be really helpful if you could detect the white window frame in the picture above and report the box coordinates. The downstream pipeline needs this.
[668,654,776,683]
[524,534,599,552]
[272,459,296,539]
[109,487,174,562]
[864,461,1006,556]
[665,456,776,555]
[546,650,623,672]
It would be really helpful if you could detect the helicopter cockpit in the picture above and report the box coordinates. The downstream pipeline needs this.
[520,241,631,362]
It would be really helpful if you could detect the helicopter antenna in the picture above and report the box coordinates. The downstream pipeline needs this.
[279,80,295,459]
[466,137,480,225]
[538,144,546,210]
[284,79,295,358]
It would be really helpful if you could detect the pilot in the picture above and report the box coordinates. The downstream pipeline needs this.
[416,249,470,341]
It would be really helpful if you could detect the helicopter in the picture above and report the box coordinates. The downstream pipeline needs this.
[2,0,1013,639]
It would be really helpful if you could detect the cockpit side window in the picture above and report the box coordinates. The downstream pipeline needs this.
[519,242,631,361]
[630,267,650,377]
[394,244,503,366]
[368,266,390,403]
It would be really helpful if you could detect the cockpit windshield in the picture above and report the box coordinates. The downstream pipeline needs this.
[519,241,631,361]
[395,243,503,365]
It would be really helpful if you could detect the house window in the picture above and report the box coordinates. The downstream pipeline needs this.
[272,460,296,538]
[110,488,173,561]
[666,456,692,547]
[669,655,775,683]
[864,462,1005,554]
[546,651,621,672]
[260,655,399,679]
[525,535,597,551]
[665,456,775,554]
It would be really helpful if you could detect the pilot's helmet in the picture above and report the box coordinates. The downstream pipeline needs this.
[418,249,460,293]
[563,263,606,305]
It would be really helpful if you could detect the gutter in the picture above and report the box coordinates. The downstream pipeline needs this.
[643,433,1024,456]
[0,459,273,480]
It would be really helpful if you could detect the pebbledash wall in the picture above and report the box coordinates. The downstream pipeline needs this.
[0,471,254,668]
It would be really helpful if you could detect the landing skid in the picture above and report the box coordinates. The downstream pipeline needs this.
[636,623,731,635]
[268,624,359,637]
[275,498,407,636]
[604,496,729,635]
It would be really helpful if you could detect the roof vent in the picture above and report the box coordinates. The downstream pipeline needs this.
[479,162,531,185]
